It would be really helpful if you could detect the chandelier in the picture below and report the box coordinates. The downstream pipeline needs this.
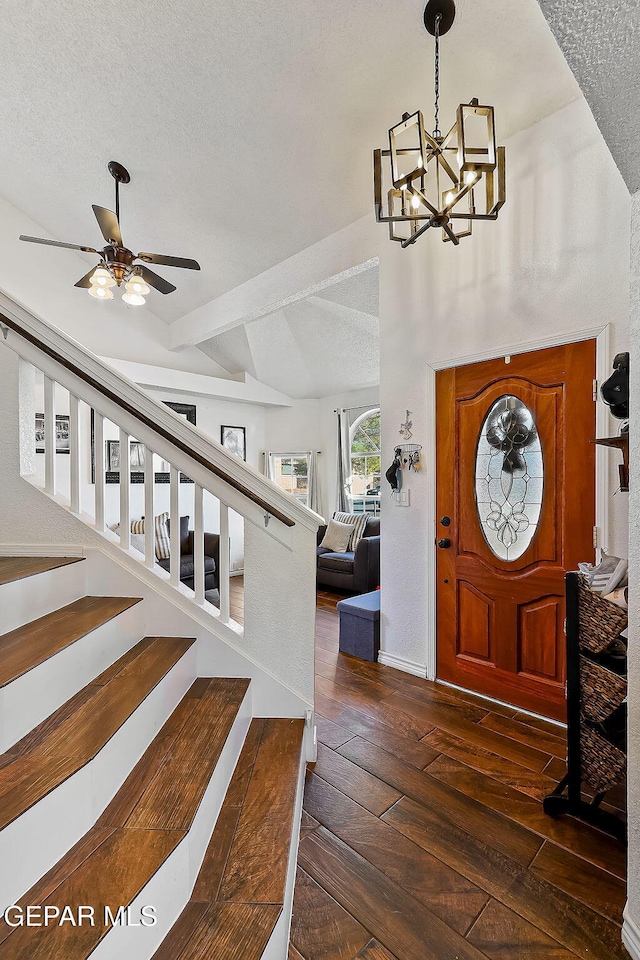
[373,0,506,247]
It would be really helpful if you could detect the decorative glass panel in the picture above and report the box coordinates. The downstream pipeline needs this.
[475,395,543,562]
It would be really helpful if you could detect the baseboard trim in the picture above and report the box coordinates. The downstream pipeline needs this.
[377,651,427,678]
[623,906,639,958]
[0,543,85,558]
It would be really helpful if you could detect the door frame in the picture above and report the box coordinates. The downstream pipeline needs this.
[424,323,612,685]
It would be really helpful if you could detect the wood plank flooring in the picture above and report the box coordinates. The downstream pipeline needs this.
[290,588,627,960]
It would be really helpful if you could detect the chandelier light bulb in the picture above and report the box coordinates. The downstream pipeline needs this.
[125,275,151,296]
[411,195,420,210]
[445,191,454,206]
[122,292,146,307]
[464,170,477,185]
[91,266,116,288]
[88,284,114,300]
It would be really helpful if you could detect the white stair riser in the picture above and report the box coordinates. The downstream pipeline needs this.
[0,645,197,912]
[0,602,145,753]
[0,561,86,636]
[90,687,252,960]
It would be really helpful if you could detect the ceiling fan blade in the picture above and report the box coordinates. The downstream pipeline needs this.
[92,205,122,246]
[19,235,98,253]
[137,252,200,270]
[140,265,177,295]
[74,268,98,288]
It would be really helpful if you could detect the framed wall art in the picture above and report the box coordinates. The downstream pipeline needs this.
[221,425,246,461]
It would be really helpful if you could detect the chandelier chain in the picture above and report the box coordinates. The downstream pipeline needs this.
[433,12,442,138]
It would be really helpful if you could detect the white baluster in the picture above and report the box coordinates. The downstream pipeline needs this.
[69,394,80,513]
[94,412,105,532]
[119,428,130,549]
[169,465,180,587]
[144,445,155,569]
[219,502,230,623]
[194,484,205,604]
[43,376,56,495]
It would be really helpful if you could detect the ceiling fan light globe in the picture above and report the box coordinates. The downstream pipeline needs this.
[125,276,150,296]
[122,292,146,307]
[91,267,116,288]
[88,284,114,300]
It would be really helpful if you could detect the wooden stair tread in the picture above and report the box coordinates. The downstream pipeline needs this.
[154,717,304,959]
[0,679,253,959]
[108,677,250,831]
[0,637,195,830]
[0,596,142,687]
[0,556,83,586]
[152,902,281,960]
[217,718,304,904]
[0,827,184,959]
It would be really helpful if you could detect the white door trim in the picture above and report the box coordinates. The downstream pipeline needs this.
[425,324,612,682]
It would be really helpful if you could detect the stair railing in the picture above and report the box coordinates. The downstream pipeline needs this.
[0,292,320,702]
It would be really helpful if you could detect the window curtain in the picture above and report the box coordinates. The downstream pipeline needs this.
[307,451,322,516]
[335,409,352,513]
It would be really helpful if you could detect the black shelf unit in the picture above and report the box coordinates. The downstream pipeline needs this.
[543,571,627,842]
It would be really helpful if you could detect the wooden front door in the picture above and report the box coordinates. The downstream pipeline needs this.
[436,340,596,721]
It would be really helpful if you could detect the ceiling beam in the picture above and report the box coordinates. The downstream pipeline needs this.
[168,214,379,349]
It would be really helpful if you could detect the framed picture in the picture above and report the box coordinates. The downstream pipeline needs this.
[91,405,197,483]
[35,414,70,454]
[106,440,146,473]
[221,425,246,461]
[164,401,196,425]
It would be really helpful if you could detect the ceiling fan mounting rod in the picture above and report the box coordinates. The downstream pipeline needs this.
[107,160,130,235]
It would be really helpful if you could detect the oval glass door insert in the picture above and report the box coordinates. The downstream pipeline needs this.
[475,395,544,562]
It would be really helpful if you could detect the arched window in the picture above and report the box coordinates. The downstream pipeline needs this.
[350,408,380,514]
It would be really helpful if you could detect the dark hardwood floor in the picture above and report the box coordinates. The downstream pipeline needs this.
[289,587,627,960]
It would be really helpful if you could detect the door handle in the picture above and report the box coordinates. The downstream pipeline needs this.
[437,538,451,549]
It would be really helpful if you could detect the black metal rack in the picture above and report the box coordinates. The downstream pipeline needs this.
[543,571,627,842]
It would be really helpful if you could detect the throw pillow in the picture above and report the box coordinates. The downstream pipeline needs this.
[332,511,368,550]
[131,519,145,535]
[320,518,354,554]
[154,512,171,560]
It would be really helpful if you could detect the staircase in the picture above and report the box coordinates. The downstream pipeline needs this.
[0,557,306,959]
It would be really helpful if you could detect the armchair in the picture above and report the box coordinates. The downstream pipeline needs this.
[158,516,220,593]
[316,517,380,594]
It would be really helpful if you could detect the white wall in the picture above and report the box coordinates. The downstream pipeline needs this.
[379,97,630,673]
[625,189,640,954]
[264,386,380,520]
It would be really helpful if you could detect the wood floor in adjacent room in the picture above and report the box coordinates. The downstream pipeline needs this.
[289,588,627,960]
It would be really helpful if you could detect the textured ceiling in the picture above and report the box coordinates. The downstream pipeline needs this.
[0,0,580,324]
[199,270,380,399]
[538,0,640,192]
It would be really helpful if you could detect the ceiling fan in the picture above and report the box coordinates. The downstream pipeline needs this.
[19,161,201,305]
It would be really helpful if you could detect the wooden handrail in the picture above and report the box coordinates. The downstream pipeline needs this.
[0,312,296,528]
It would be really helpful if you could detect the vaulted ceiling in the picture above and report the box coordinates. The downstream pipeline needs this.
[0,0,581,331]
[538,0,640,192]
[198,268,380,399]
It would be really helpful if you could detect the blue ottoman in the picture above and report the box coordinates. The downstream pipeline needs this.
[337,591,380,662]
